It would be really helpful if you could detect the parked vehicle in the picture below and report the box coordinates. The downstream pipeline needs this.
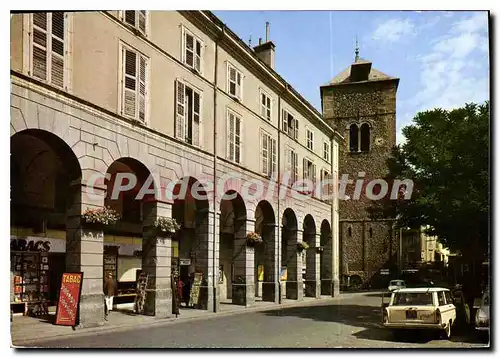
[475,288,489,332]
[388,280,406,292]
[381,287,456,339]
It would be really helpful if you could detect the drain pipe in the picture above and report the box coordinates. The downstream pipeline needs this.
[212,25,223,313]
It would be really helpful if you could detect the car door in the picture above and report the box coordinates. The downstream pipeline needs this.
[439,290,456,325]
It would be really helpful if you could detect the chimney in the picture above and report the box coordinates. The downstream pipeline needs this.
[253,22,276,69]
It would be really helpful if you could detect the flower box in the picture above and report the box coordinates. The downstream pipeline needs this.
[297,241,310,253]
[153,217,181,237]
[246,232,263,248]
[81,206,120,229]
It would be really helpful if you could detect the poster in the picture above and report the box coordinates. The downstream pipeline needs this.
[188,272,203,307]
[257,265,264,282]
[55,272,83,327]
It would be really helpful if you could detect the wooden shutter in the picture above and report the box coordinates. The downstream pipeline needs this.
[185,33,194,67]
[312,164,317,184]
[236,71,242,98]
[285,148,292,177]
[175,80,186,140]
[194,39,202,72]
[192,91,200,146]
[229,66,236,96]
[303,158,308,180]
[270,137,277,176]
[261,93,266,118]
[138,55,147,122]
[123,49,137,118]
[235,116,241,163]
[292,152,298,183]
[294,118,299,139]
[228,112,235,161]
[261,132,268,174]
[32,13,48,81]
[50,12,65,88]
[125,11,136,26]
[282,109,288,133]
[138,11,146,34]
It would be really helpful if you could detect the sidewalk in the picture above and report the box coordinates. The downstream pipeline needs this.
[12,295,347,347]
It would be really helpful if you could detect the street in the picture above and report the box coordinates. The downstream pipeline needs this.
[25,292,489,348]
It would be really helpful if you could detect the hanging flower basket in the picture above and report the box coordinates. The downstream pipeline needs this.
[153,217,181,237]
[81,206,120,229]
[297,241,310,253]
[246,232,263,248]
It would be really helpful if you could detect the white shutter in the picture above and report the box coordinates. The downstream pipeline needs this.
[235,116,241,163]
[175,80,186,140]
[50,12,65,88]
[123,49,137,118]
[282,109,287,133]
[285,148,292,177]
[192,91,200,146]
[293,152,298,183]
[261,132,268,174]
[185,33,194,67]
[303,158,307,180]
[270,137,277,177]
[138,11,146,34]
[236,72,242,99]
[32,13,48,81]
[194,39,202,72]
[138,55,147,122]
[294,118,299,140]
[312,164,317,184]
[228,112,235,161]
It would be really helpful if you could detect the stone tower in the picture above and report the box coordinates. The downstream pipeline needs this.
[320,52,400,288]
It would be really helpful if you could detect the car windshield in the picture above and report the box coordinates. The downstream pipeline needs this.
[390,281,403,286]
[393,292,434,306]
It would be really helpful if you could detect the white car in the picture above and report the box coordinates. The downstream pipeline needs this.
[475,288,489,332]
[382,287,456,339]
[388,280,406,292]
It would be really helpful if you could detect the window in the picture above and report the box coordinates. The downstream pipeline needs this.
[369,228,373,238]
[227,64,242,100]
[122,11,147,35]
[323,141,331,162]
[260,91,272,121]
[347,227,352,237]
[320,169,333,200]
[260,131,277,177]
[227,110,241,164]
[121,46,148,122]
[360,123,371,152]
[30,12,66,88]
[306,128,314,151]
[175,80,201,146]
[282,109,298,139]
[183,28,202,73]
[349,124,359,152]
[285,148,299,184]
[303,158,316,182]
[444,291,454,305]
[393,292,433,306]
[438,292,446,306]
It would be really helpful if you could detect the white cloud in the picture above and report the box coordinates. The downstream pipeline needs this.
[372,18,416,42]
[406,12,489,114]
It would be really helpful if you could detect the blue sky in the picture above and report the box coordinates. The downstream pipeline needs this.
[214,11,490,144]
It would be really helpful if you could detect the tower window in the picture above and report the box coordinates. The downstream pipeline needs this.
[349,124,359,152]
[360,123,371,152]
[347,227,352,237]
[369,227,373,238]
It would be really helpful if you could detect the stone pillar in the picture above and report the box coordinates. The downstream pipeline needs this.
[285,228,303,300]
[66,181,105,328]
[212,211,221,313]
[142,201,172,318]
[320,232,334,296]
[193,209,216,311]
[332,192,340,296]
[232,218,255,306]
[305,233,321,298]
[262,223,279,303]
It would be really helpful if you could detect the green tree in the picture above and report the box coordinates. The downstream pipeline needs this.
[371,102,489,262]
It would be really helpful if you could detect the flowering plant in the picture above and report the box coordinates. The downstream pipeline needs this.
[297,241,310,252]
[82,206,120,225]
[153,217,181,234]
[246,232,263,247]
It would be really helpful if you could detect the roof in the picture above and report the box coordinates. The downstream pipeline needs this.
[324,57,397,86]
[393,287,450,293]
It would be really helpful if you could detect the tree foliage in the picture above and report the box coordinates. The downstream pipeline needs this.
[372,102,489,258]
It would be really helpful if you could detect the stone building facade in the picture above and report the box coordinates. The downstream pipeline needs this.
[320,55,399,287]
[10,11,341,327]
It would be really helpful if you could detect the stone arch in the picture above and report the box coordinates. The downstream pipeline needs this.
[254,200,277,302]
[281,208,303,300]
[302,214,318,298]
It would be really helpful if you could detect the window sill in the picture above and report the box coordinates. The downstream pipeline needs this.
[348,151,370,155]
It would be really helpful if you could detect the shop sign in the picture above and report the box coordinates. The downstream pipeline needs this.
[179,259,191,266]
[55,272,84,327]
[10,236,66,253]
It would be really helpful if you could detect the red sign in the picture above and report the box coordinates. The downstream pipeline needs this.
[55,272,84,327]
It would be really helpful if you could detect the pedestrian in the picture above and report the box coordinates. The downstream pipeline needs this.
[172,275,180,317]
[177,278,185,306]
[104,272,117,320]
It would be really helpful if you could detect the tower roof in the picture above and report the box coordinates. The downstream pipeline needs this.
[324,57,398,86]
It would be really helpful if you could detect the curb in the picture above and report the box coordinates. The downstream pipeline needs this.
[12,295,345,346]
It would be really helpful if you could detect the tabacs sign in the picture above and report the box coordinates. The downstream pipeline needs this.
[10,238,51,252]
